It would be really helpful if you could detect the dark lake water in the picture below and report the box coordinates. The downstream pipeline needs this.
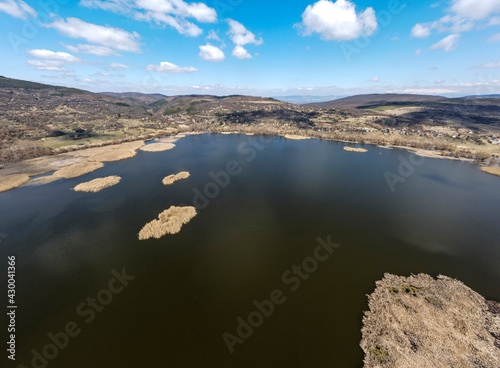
[1,134,499,368]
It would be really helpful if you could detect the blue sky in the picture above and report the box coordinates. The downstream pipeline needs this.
[1,0,500,98]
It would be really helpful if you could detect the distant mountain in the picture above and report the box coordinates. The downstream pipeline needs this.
[273,95,343,104]
[0,76,88,94]
[101,92,168,104]
[307,93,447,109]
[464,94,500,98]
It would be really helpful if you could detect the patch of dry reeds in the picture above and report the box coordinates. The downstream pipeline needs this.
[481,166,500,177]
[138,206,197,240]
[0,174,30,192]
[162,171,190,185]
[344,146,368,153]
[73,176,121,193]
[361,273,500,368]
[140,143,176,152]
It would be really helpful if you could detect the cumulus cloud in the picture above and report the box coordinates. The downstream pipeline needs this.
[368,76,379,82]
[62,43,120,56]
[199,43,225,62]
[27,49,82,71]
[297,0,377,41]
[415,49,422,55]
[411,23,431,38]
[451,0,500,20]
[410,0,500,51]
[0,0,36,19]
[45,17,141,53]
[430,33,461,51]
[81,0,217,37]
[227,19,263,59]
[232,45,252,59]
[146,61,199,73]
[227,19,263,46]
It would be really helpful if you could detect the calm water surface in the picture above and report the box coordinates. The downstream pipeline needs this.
[1,134,499,367]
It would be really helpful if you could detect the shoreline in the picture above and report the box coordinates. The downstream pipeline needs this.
[1,130,498,193]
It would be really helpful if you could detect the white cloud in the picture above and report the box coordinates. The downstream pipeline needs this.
[110,62,130,69]
[146,61,199,73]
[199,43,225,62]
[451,0,500,20]
[81,0,217,37]
[475,61,500,68]
[297,0,377,41]
[411,23,431,38]
[227,19,263,59]
[415,48,422,55]
[487,16,500,25]
[232,45,252,59]
[430,34,461,51]
[206,29,221,41]
[434,79,445,84]
[368,76,379,82]
[488,32,500,42]
[62,43,120,56]
[27,49,82,71]
[45,17,141,53]
[0,0,36,19]
[227,19,263,46]
[401,88,457,95]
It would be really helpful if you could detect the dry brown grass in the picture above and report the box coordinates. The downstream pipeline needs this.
[138,206,197,240]
[53,162,104,179]
[344,146,368,153]
[481,166,500,177]
[140,143,176,152]
[361,273,500,368]
[284,134,310,140]
[89,149,137,162]
[162,171,190,185]
[73,176,121,193]
[0,174,30,192]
